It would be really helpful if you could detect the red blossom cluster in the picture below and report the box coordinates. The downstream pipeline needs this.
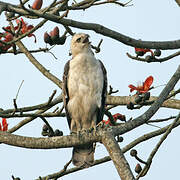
[0,18,36,53]
[0,118,8,131]
[16,18,36,43]
[102,113,126,126]
[128,76,154,94]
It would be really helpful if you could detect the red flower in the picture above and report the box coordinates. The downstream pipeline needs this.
[135,47,154,56]
[102,113,126,126]
[16,18,36,43]
[0,118,8,131]
[128,76,154,94]
[0,33,14,52]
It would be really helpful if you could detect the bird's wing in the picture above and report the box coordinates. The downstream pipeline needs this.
[62,60,71,128]
[96,60,107,124]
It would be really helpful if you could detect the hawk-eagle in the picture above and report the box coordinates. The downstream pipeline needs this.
[62,33,107,167]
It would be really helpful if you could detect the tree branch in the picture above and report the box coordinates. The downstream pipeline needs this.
[126,51,180,63]
[7,95,62,133]
[15,40,62,88]
[102,132,135,180]
[106,96,180,110]
[0,1,180,49]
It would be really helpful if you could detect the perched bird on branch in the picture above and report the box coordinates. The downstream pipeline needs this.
[62,33,107,168]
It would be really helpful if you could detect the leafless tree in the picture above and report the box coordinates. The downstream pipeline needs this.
[0,0,179,180]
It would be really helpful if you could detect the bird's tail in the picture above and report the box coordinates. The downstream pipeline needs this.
[72,143,94,168]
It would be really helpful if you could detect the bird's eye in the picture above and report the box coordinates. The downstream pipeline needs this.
[76,37,81,43]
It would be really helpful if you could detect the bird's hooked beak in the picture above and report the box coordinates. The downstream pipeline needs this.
[83,34,90,44]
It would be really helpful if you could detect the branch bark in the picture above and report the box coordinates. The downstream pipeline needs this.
[0,1,180,49]
[102,132,135,180]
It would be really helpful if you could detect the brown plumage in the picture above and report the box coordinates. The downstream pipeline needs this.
[62,33,107,167]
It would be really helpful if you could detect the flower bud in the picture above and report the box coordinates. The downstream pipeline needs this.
[44,32,53,45]
[135,163,142,174]
[32,0,43,10]
[130,149,137,157]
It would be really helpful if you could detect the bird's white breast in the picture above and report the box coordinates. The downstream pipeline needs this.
[68,53,104,108]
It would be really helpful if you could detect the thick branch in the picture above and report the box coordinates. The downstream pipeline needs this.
[1,1,180,49]
[107,96,180,110]
[40,116,180,179]
[102,132,135,180]
[0,130,101,149]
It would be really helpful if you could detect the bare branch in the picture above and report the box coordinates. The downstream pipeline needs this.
[102,132,135,180]
[106,95,180,110]
[7,96,62,133]
[6,47,49,54]
[15,40,62,88]
[1,1,180,49]
[47,90,57,105]
[126,50,180,63]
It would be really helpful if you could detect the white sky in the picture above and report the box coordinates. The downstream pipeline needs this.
[0,0,180,180]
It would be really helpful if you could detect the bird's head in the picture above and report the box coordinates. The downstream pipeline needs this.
[70,33,92,57]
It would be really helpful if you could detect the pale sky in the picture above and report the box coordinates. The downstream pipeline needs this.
[0,0,180,180]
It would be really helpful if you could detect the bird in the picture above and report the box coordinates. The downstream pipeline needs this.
[62,33,107,168]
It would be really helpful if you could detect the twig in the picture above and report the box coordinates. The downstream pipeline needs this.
[12,99,18,115]
[93,0,133,7]
[47,51,58,60]
[55,105,64,114]
[108,85,119,95]
[47,90,57,105]
[41,0,57,14]
[38,159,72,180]
[91,39,103,53]
[145,123,161,129]
[148,116,176,123]
[166,88,180,100]
[15,80,24,100]
[11,80,24,115]
[59,9,69,19]
[40,117,54,135]
[0,111,66,118]
[6,48,49,54]
[126,50,180,63]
